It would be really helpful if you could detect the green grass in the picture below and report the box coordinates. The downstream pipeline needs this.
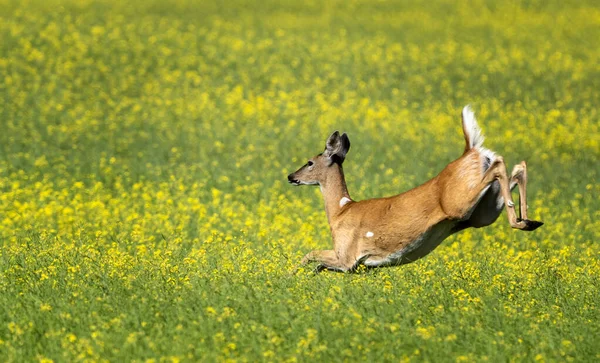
[0,0,599,361]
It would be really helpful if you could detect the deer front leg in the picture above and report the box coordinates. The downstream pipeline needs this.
[295,250,349,273]
[296,250,368,273]
[481,157,543,231]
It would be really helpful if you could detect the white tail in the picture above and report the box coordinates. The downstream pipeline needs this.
[288,106,543,273]
[462,105,484,151]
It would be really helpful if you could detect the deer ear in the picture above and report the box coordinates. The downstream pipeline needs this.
[324,131,340,156]
[324,131,350,164]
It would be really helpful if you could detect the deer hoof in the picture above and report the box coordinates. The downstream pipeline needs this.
[517,218,544,231]
[313,264,327,274]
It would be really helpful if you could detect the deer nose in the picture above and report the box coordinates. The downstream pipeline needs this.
[288,174,300,185]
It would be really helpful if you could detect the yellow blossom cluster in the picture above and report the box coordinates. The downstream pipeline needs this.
[0,0,599,361]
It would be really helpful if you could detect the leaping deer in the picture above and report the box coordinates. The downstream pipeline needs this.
[288,106,543,272]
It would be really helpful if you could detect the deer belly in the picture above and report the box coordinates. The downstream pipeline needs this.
[365,221,455,267]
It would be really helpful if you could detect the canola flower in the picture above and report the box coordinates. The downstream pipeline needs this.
[0,0,599,361]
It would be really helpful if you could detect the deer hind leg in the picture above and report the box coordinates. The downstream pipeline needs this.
[477,157,543,231]
[510,161,529,221]
[468,161,527,228]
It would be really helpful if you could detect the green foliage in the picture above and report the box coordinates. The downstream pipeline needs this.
[0,0,598,361]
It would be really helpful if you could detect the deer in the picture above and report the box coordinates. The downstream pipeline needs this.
[287,106,543,272]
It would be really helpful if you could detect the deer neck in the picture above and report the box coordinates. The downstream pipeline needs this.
[320,163,351,224]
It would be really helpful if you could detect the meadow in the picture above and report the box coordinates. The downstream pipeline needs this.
[0,0,599,361]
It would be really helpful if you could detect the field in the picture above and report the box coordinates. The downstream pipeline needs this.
[1,0,599,361]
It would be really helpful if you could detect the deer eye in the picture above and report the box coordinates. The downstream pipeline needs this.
[307,160,314,167]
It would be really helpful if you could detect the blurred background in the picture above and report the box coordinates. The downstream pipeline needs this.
[0,0,598,361]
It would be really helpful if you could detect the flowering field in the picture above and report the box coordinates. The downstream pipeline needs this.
[1,0,599,361]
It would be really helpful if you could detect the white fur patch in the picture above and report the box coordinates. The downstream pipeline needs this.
[339,197,351,207]
[479,147,496,166]
[496,196,506,210]
[365,231,374,238]
[479,147,496,161]
[462,105,484,149]
[477,147,497,186]
[507,200,515,207]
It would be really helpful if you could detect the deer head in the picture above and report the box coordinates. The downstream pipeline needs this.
[287,131,351,186]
